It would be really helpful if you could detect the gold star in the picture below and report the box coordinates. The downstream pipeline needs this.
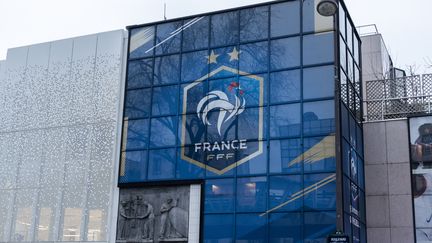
[206,50,220,64]
[228,47,241,61]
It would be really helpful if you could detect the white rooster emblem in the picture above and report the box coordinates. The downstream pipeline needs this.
[196,84,246,136]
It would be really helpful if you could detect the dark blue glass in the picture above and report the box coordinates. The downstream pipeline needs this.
[341,104,349,140]
[151,85,178,116]
[127,58,153,89]
[211,11,239,47]
[356,123,363,155]
[304,173,336,210]
[358,157,365,190]
[178,114,206,146]
[237,140,267,176]
[269,175,302,212]
[343,176,351,213]
[341,70,348,105]
[239,73,267,108]
[181,50,208,83]
[120,151,147,183]
[125,88,151,119]
[270,37,301,70]
[269,213,303,242]
[303,65,334,99]
[269,138,302,174]
[236,214,267,242]
[155,21,182,55]
[270,103,301,138]
[149,116,177,148]
[180,81,207,114]
[183,16,209,52]
[350,182,360,219]
[176,148,205,179]
[350,148,358,183]
[125,119,149,150]
[147,148,176,180]
[304,211,336,242]
[340,38,347,72]
[237,177,267,212]
[360,190,366,222]
[349,113,357,147]
[209,46,238,79]
[344,213,352,240]
[240,6,268,42]
[303,32,334,66]
[270,1,300,37]
[303,136,336,173]
[204,178,235,213]
[342,139,350,177]
[270,70,301,104]
[129,26,155,58]
[237,107,267,140]
[303,100,335,136]
[203,214,234,243]
[239,41,268,74]
[153,54,180,85]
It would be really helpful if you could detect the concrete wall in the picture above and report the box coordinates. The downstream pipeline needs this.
[363,119,415,243]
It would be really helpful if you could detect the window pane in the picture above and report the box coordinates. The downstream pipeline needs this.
[153,54,180,85]
[205,178,235,213]
[339,6,346,39]
[119,150,147,183]
[270,103,301,138]
[239,73,267,108]
[303,32,334,65]
[236,177,268,212]
[209,46,239,79]
[240,41,268,73]
[152,85,178,116]
[304,211,336,242]
[340,37,347,72]
[155,21,182,55]
[236,214,267,242]
[125,88,151,119]
[211,11,239,47]
[270,138,302,174]
[129,26,155,58]
[303,173,336,210]
[203,214,234,242]
[240,6,269,42]
[269,213,303,242]
[181,50,208,83]
[303,65,334,99]
[303,136,336,172]
[271,1,300,37]
[269,175,302,212]
[236,140,267,176]
[271,37,301,70]
[183,16,209,52]
[303,100,335,136]
[147,148,176,180]
[125,119,149,150]
[176,148,205,179]
[149,116,177,148]
[237,107,267,140]
[127,58,153,89]
[270,70,301,104]
[303,0,333,33]
[180,81,207,115]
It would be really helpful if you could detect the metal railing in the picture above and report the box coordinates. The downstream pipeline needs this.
[364,74,432,121]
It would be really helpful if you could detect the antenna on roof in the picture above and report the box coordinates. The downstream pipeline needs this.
[164,2,167,20]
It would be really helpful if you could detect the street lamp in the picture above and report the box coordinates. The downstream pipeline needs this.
[317,0,338,16]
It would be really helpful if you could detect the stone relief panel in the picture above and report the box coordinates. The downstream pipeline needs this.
[117,186,190,243]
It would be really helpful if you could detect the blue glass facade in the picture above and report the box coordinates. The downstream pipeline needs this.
[120,0,364,242]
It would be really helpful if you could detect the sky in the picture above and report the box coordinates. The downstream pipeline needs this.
[0,0,431,73]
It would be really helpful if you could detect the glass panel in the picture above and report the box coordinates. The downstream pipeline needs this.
[120,150,147,183]
[153,54,180,85]
[271,1,300,37]
[127,58,153,89]
[303,100,335,136]
[151,85,178,116]
[269,138,302,174]
[239,73,267,108]
[240,6,269,42]
[303,0,334,33]
[236,177,268,212]
[237,107,267,140]
[147,148,176,180]
[354,34,360,64]
[270,37,301,70]
[303,173,336,210]
[125,119,149,151]
[13,189,37,242]
[303,65,334,99]
[347,53,354,81]
[342,139,350,177]
[269,213,303,242]
[209,46,239,79]
[339,6,346,39]
[203,214,234,242]
[176,149,205,179]
[149,116,177,148]
[303,136,336,172]
[341,104,349,140]
[211,11,239,47]
[236,214,267,242]
[236,140,267,176]
[125,88,151,119]
[155,21,182,55]
[181,50,208,83]
[183,16,209,52]
[341,69,348,104]
[270,103,301,138]
[347,20,353,52]
[239,41,268,73]
[270,69,301,104]
[129,26,155,58]
[304,211,336,242]
[303,32,334,65]
[180,81,207,115]
[205,178,235,213]
[269,175,302,212]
